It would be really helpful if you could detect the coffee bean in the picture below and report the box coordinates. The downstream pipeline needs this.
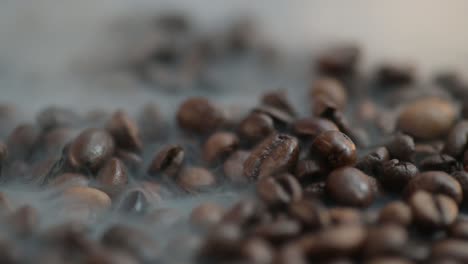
[49,173,89,189]
[198,223,243,260]
[444,120,468,158]
[6,123,39,161]
[328,207,362,225]
[404,171,463,204]
[117,189,150,215]
[431,239,468,263]
[177,97,225,134]
[419,154,459,173]
[381,159,418,191]
[364,257,414,264]
[327,167,375,207]
[261,90,296,116]
[253,105,295,126]
[292,117,339,140]
[67,128,115,173]
[223,150,250,185]
[221,199,267,227]
[289,199,329,229]
[295,159,324,183]
[452,171,468,204]
[356,147,390,177]
[115,149,142,172]
[62,186,112,212]
[97,158,128,196]
[311,77,347,110]
[376,63,415,85]
[190,202,224,229]
[409,191,458,229]
[397,97,457,140]
[253,219,301,243]
[177,167,216,193]
[36,106,80,131]
[243,134,299,180]
[275,244,307,264]
[463,150,468,171]
[240,237,273,264]
[316,45,360,76]
[311,131,356,169]
[449,220,468,240]
[147,144,184,178]
[238,112,275,143]
[146,208,181,227]
[202,132,239,165]
[297,225,366,258]
[378,201,412,226]
[386,133,415,161]
[256,173,302,206]
[106,110,142,153]
[303,181,327,200]
[39,127,75,156]
[362,224,408,257]
[101,224,160,263]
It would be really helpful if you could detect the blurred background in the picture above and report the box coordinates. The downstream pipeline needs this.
[0,0,467,115]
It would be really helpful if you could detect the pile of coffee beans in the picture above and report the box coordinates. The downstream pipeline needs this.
[1,14,468,264]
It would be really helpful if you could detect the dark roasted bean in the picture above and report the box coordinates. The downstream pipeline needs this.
[6,123,39,160]
[409,191,458,229]
[311,77,347,110]
[221,199,268,227]
[381,159,418,191]
[106,110,142,153]
[294,159,324,182]
[36,106,80,131]
[289,199,329,229]
[316,45,360,77]
[177,167,216,193]
[378,201,412,226]
[146,208,181,227]
[397,97,457,140]
[117,188,159,215]
[49,173,89,189]
[449,220,468,240]
[261,90,296,116]
[419,154,459,173]
[362,224,408,257]
[443,120,468,158]
[364,257,414,264]
[202,132,239,165]
[257,173,302,206]
[376,63,415,85]
[63,186,112,213]
[243,134,299,180]
[238,112,275,144]
[431,239,468,263]
[115,149,142,172]
[253,219,301,243]
[190,202,224,229]
[240,237,274,264]
[97,158,128,196]
[328,207,362,225]
[404,171,463,204]
[147,144,184,178]
[253,105,295,126]
[356,147,390,177]
[177,97,225,134]
[292,117,339,140]
[386,133,415,161]
[275,244,307,264]
[198,224,243,259]
[39,127,75,156]
[67,128,115,173]
[223,150,250,185]
[327,167,375,207]
[452,171,468,203]
[311,131,356,170]
[303,181,327,200]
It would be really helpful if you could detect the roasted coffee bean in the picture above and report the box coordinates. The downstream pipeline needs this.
[362,224,408,257]
[381,159,418,191]
[295,159,324,182]
[115,149,142,172]
[97,158,128,196]
[397,97,457,140]
[177,167,216,193]
[292,117,339,140]
[404,171,463,204]
[198,223,243,259]
[223,150,250,185]
[431,239,468,263]
[202,132,239,165]
[261,90,296,116]
[376,63,415,85]
[419,154,459,173]
[275,244,307,264]
[101,224,160,263]
[289,199,329,229]
[238,112,275,143]
[328,207,362,225]
[253,219,301,243]
[240,238,273,264]
[316,45,360,76]
[364,257,414,264]
[409,191,458,229]
[356,147,390,177]
[6,123,39,160]
[39,127,75,156]
[356,99,379,123]
[190,202,224,229]
[253,105,295,126]
[63,186,112,212]
[177,97,225,134]
[49,173,89,189]
[36,106,80,131]
[8,205,38,236]
[443,120,468,158]
[147,144,184,178]
[221,199,268,227]
[67,128,115,173]
[106,110,142,153]
[463,150,468,171]
[451,171,468,203]
[311,131,356,169]
[243,134,299,180]
[327,167,375,207]
[378,201,412,226]
[297,225,366,258]
[386,133,415,161]
[117,189,150,215]
[257,173,302,206]
[449,220,468,240]
[311,78,347,110]
[303,181,327,200]
[146,208,182,227]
